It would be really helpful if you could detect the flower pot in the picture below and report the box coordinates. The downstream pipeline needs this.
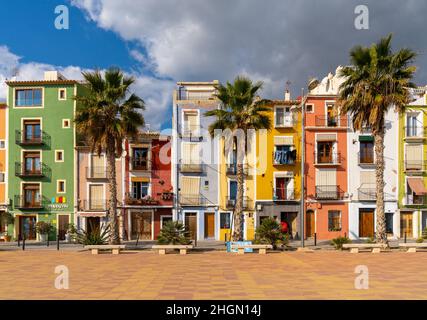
[39,234,48,242]
[65,233,70,243]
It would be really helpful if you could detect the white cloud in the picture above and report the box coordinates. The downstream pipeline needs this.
[0,46,173,129]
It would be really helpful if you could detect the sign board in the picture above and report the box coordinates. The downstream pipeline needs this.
[226,241,253,253]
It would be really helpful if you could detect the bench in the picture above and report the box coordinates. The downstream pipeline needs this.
[84,245,126,255]
[230,244,273,255]
[342,243,385,253]
[399,243,427,253]
[152,245,194,255]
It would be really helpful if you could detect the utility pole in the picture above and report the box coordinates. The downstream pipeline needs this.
[300,88,306,248]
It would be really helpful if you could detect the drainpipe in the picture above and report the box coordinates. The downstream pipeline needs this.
[175,102,181,222]
[300,88,306,248]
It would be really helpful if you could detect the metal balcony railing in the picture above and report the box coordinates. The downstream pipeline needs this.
[406,194,427,206]
[14,195,46,209]
[275,116,297,128]
[78,199,107,211]
[404,160,427,172]
[358,188,376,201]
[315,186,345,200]
[179,194,206,206]
[225,163,249,175]
[15,130,50,146]
[273,188,296,201]
[15,162,49,178]
[225,196,250,209]
[131,158,149,171]
[180,163,203,173]
[314,115,348,127]
[176,90,216,101]
[314,152,341,165]
[86,166,108,179]
[404,126,426,139]
[180,125,203,141]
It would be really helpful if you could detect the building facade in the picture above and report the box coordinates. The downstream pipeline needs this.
[0,102,8,240]
[398,87,427,239]
[172,81,220,241]
[6,71,81,241]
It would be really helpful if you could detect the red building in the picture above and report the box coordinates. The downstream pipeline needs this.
[123,132,173,240]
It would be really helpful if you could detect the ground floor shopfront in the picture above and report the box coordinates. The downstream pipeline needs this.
[397,209,427,239]
[124,207,173,241]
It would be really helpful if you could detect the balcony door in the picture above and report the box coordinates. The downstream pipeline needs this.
[326,104,337,126]
[89,184,104,210]
[23,184,40,208]
[19,216,37,240]
[317,142,333,163]
[406,114,419,137]
[229,180,238,206]
[133,148,148,170]
[23,120,41,142]
[24,152,41,175]
[91,154,105,178]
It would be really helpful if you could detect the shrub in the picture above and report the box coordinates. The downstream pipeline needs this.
[76,225,110,245]
[35,221,53,235]
[255,218,288,250]
[422,228,427,239]
[157,221,191,245]
[416,237,424,244]
[365,237,375,244]
[331,236,351,250]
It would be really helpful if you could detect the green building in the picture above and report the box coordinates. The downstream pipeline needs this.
[6,71,82,241]
[398,87,427,240]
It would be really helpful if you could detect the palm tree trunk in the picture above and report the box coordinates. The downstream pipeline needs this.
[374,125,388,245]
[107,140,120,245]
[232,163,244,241]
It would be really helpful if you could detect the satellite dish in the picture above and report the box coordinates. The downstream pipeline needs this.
[308,78,319,91]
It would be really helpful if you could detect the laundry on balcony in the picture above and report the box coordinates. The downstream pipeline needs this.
[274,149,296,165]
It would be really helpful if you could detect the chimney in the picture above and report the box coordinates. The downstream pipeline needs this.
[44,71,66,81]
[284,89,291,101]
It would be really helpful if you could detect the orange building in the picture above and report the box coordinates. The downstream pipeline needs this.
[304,70,349,240]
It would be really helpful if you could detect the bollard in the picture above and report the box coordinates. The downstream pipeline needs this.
[135,233,140,247]
[194,232,197,247]
[224,233,228,244]
[314,233,317,246]
[344,232,347,238]
[405,232,407,243]
[47,235,49,247]
[22,235,25,251]
[18,234,21,247]
[57,234,60,251]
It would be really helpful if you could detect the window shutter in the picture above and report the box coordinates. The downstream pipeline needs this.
[180,177,200,196]
[316,134,337,141]
[360,171,375,187]
[406,144,422,161]
[274,136,293,146]
[316,169,336,186]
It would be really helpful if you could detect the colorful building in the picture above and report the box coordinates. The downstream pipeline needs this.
[6,71,81,241]
[398,87,427,239]
[254,91,302,239]
[0,102,8,240]
[123,132,173,240]
[304,68,349,240]
[172,81,220,241]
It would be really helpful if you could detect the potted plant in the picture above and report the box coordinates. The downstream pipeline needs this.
[1,212,14,242]
[36,221,53,242]
[65,223,77,243]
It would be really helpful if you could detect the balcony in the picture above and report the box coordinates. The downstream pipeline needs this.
[131,158,149,171]
[358,188,376,201]
[15,162,49,178]
[78,199,107,212]
[404,126,426,142]
[179,194,206,206]
[404,160,427,174]
[15,130,50,146]
[225,196,251,209]
[180,163,203,173]
[180,125,203,141]
[273,150,297,165]
[225,163,249,175]
[405,194,427,206]
[125,194,159,206]
[314,115,348,128]
[14,195,46,209]
[315,186,345,200]
[275,117,297,128]
[358,152,375,166]
[176,90,216,101]
[314,152,341,166]
[273,188,297,201]
[86,166,108,179]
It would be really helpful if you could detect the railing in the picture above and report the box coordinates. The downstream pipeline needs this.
[15,130,50,146]
[180,163,203,173]
[273,188,296,201]
[14,195,46,209]
[314,152,341,165]
[314,115,348,127]
[315,186,344,200]
[275,117,297,128]
[404,126,425,139]
[131,158,149,171]
[273,151,297,165]
[176,90,215,101]
[124,195,159,206]
[406,194,427,206]
[15,162,49,178]
[404,160,427,172]
[225,163,249,175]
[358,152,375,165]
[78,199,107,211]
[358,188,376,201]
[180,124,202,140]
[179,195,206,206]
[86,166,108,179]
[225,196,251,209]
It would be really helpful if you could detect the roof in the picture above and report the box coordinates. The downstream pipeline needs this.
[5,80,78,86]
[176,80,219,85]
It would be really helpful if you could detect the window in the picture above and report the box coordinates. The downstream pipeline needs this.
[23,120,41,143]
[89,184,104,210]
[274,145,296,165]
[132,148,148,170]
[161,216,173,229]
[305,104,314,113]
[328,211,341,231]
[386,212,394,234]
[62,119,70,128]
[220,212,231,229]
[55,150,64,162]
[326,103,337,126]
[275,177,294,200]
[359,141,374,164]
[183,111,199,136]
[132,182,149,199]
[58,89,66,100]
[15,89,42,107]
[406,114,420,137]
[0,140,5,149]
[275,106,293,127]
[316,141,333,163]
[23,183,41,208]
[57,180,66,193]
[24,152,41,175]
[0,212,7,232]
[0,172,4,183]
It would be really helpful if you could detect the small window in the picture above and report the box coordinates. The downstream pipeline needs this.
[57,180,66,193]
[0,140,5,149]
[55,150,64,162]
[58,89,66,100]
[62,119,70,128]
[386,212,393,234]
[306,104,314,113]
[220,212,231,229]
[0,172,5,183]
[328,210,342,231]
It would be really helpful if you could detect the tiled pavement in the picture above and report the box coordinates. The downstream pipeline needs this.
[1,250,427,300]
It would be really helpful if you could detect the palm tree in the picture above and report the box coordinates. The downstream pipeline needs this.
[338,34,417,245]
[205,76,271,241]
[74,68,145,244]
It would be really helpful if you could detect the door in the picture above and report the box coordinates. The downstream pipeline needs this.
[19,216,37,240]
[131,212,152,240]
[24,152,41,175]
[275,178,286,200]
[23,184,41,208]
[185,213,197,240]
[86,217,100,235]
[204,212,215,239]
[400,213,413,238]
[58,215,69,241]
[317,142,333,163]
[306,210,315,238]
[281,212,297,239]
[359,210,374,238]
[89,184,104,210]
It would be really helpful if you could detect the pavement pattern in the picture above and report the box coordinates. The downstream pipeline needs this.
[0,249,426,300]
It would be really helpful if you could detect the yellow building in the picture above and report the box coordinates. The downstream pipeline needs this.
[255,95,302,239]
[0,103,8,239]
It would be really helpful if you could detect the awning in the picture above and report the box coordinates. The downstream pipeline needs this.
[131,177,150,183]
[78,212,107,217]
[408,178,427,195]
[359,135,374,142]
[316,133,336,141]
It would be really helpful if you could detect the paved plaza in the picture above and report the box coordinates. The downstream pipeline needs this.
[0,249,426,300]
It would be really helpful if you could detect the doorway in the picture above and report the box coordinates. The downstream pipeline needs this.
[359,209,375,238]
[57,215,69,241]
[204,212,215,239]
[86,217,100,235]
[400,213,413,238]
[19,216,37,240]
[131,212,152,240]
[281,212,297,239]
[306,210,315,238]
[185,212,197,240]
